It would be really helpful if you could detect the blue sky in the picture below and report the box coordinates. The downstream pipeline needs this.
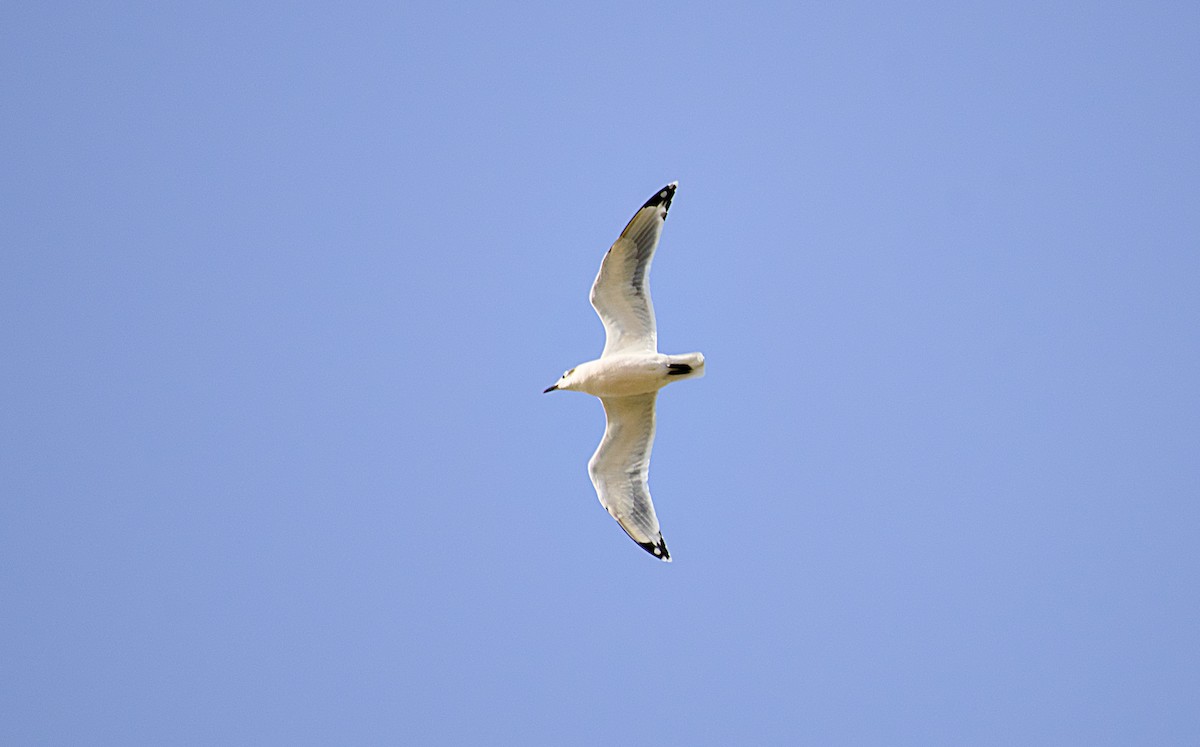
[3,2,1198,744]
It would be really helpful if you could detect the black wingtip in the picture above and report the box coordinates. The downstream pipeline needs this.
[639,182,677,215]
[637,536,672,562]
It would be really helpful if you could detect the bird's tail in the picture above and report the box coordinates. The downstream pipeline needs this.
[665,352,705,380]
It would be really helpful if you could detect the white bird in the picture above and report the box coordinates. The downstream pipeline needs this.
[544,182,705,561]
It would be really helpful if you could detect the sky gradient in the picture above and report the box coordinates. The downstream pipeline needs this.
[3,2,1199,744]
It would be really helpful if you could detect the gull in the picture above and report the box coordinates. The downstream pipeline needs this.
[544,182,705,562]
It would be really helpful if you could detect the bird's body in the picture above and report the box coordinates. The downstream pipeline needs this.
[544,182,705,562]
[560,352,705,399]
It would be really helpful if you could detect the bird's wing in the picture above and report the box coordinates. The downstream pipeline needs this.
[588,393,670,561]
[590,183,676,358]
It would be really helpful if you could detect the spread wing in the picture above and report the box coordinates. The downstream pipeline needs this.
[590,183,677,358]
[588,393,670,561]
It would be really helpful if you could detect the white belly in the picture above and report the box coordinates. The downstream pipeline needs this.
[575,353,704,397]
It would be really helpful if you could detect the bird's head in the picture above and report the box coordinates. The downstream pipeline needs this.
[543,366,580,393]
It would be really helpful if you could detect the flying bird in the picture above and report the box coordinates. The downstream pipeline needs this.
[544,182,705,562]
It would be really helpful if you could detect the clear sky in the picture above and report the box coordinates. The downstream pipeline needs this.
[3,2,1198,744]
